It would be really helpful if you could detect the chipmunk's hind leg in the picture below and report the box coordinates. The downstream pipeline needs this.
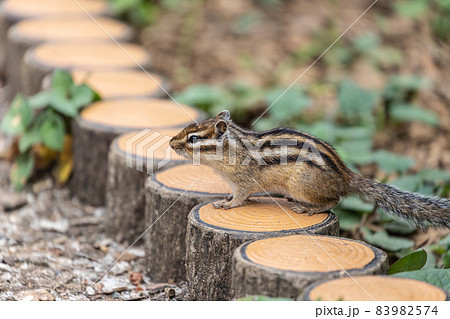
[290,199,339,215]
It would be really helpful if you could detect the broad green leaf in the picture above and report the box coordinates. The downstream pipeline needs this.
[70,84,95,109]
[372,150,415,174]
[175,84,232,112]
[361,227,414,251]
[389,174,423,192]
[393,0,429,19]
[28,90,51,109]
[338,80,376,123]
[39,113,65,151]
[10,152,34,190]
[438,235,450,247]
[51,70,73,93]
[420,169,450,184]
[337,196,374,212]
[18,127,41,153]
[352,32,379,53]
[338,139,374,165]
[50,90,78,118]
[334,210,361,231]
[384,75,432,102]
[391,104,439,126]
[265,87,311,124]
[384,221,416,235]
[393,269,450,292]
[443,251,450,268]
[1,95,33,135]
[388,250,427,275]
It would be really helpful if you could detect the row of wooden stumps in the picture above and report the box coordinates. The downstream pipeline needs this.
[0,0,448,301]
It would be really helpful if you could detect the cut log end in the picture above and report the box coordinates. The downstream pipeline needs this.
[79,99,200,131]
[186,199,339,301]
[2,0,108,20]
[72,99,201,206]
[144,164,232,284]
[105,129,186,243]
[21,41,151,95]
[232,235,388,300]
[303,276,449,301]
[71,70,169,100]
[6,16,133,96]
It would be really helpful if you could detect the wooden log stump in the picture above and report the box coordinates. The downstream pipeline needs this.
[144,164,233,284]
[0,0,109,76]
[186,198,340,300]
[302,275,449,301]
[21,41,151,96]
[71,99,201,206]
[71,70,169,100]
[231,234,388,300]
[6,16,133,96]
[105,129,185,244]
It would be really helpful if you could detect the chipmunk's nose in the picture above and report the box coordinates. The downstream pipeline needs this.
[169,137,178,150]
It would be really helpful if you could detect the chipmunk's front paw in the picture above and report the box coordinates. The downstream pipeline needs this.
[213,200,229,209]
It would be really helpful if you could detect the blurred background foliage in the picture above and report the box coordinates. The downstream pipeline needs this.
[112,0,450,278]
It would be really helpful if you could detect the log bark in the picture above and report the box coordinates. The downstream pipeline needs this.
[0,0,109,78]
[21,41,151,96]
[185,198,340,301]
[144,164,232,284]
[105,130,185,244]
[5,16,134,97]
[231,235,388,300]
[302,275,449,301]
[71,99,202,206]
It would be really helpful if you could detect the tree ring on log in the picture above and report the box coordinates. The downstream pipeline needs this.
[21,41,150,95]
[186,197,339,300]
[232,234,388,300]
[71,99,201,206]
[145,164,233,283]
[105,129,185,243]
[302,275,449,301]
[6,16,133,96]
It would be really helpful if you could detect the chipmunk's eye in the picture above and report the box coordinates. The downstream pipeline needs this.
[188,135,200,143]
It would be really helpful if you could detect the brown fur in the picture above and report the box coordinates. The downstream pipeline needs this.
[170,110,450,229]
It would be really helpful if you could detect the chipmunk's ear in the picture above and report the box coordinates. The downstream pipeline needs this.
[215,120,228,136]
[216,110,230,121]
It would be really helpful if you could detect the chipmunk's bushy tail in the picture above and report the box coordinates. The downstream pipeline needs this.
[350,174,450,229]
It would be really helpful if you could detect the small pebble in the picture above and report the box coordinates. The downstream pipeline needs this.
[86,286,95,296]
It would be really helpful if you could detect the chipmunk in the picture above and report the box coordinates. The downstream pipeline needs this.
[169,110,450,229]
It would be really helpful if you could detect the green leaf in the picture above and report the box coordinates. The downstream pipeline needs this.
[175,84,232,112]
[10,153,34,190]
[443,251,450,268]
[391,104,439,126]
[51,70,73,93]
[18,127,41,153]
[50,90,78,118]
[28,90,51,109]
[393,0,429,19]
[265,87,311,124]
[384,221,416,235]
[334,210,362,231]
[389,174,423,192]
[393,269,450,293]
[1,95,33,135]
[384,76,432,102]
[352,32,380,53]
[39,112,65,151]
[361,227,414,251]
[388,250,427,275]
[337,196,374,212]
[372,150,415,174]
[70,84,95,109]
[338,80,376,123]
